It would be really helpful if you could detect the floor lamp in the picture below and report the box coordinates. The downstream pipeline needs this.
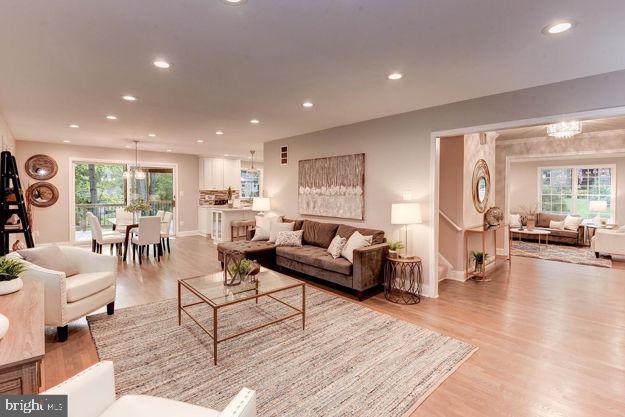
[391,202,423,258]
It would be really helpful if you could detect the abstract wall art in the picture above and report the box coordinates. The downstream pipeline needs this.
[298,153,365,220]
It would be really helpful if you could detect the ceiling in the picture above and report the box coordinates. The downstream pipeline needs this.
[2,0,625,159]
[496,116,625,141]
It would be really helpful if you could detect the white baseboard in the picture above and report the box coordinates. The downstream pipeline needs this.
[176,230,201,237]
[441,269,468,282]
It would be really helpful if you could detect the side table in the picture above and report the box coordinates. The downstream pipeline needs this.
[384,256,422,304]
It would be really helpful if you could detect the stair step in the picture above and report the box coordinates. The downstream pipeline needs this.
[438,264,449,281]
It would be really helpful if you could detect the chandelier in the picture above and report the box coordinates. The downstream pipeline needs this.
[123,140,146,180]
[547,121,582,139]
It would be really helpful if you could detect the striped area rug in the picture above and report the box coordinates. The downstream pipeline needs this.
[87,287,476,417]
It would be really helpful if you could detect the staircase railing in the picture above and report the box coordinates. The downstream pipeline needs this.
[439,210,463,232]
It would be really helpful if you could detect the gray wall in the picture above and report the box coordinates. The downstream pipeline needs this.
[264,69,625,297]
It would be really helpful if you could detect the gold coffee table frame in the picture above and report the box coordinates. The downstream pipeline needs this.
[178,269,306,365]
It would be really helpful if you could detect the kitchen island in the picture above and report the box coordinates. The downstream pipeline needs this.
[198,206,255,242]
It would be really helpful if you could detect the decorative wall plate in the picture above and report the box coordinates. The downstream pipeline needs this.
[25,154,58,180]
[27,182,59,208]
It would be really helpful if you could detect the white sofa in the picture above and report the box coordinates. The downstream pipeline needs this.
[7,246,117,342]
[43,361,256,417]
[591,229,625,258]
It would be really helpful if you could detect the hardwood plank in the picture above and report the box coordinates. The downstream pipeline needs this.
[40,236,625,416]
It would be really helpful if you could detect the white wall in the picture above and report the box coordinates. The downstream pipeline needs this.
[0,110,15,152]
[15,140,199,244]
[463,133,497,228]
[509,156,625,223]
[264,69,625,298]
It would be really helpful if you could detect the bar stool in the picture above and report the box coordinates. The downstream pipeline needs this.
[230,220,256,241]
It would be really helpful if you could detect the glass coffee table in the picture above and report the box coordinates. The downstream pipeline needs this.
[178,268,306,365]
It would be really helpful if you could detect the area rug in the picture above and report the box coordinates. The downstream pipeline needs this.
[511,240,611,268]
[87,287,476,417]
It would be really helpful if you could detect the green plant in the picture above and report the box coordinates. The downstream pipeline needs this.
[471,251,488,264]
[227,258,253,277]
[0,257,27,281]
[388,241,404,251]
[125,199,151,213]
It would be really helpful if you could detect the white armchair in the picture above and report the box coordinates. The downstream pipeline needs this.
[591,229,625,258]
[7,246,116,342]
[43,361,256,417]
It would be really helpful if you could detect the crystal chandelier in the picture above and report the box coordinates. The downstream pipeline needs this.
[547,121,582,139]
[123,140,146,180]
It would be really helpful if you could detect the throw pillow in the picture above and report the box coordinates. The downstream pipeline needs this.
[509,214,521,228]
[17,245,79,277]
[327,235,347,259]
[563,215,583,231]
[549,220,565,230]
[268,221,294,243]
[341,231,373,263]
[275,230,303,247]
[251,215,281,241]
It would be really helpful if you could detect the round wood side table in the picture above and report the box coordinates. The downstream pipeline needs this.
[384,256,422,304]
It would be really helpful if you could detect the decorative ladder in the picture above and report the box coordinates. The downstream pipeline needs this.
[0,151,34,255]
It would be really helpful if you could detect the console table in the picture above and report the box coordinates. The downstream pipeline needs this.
[0,278,45,394]
[464,225,508,281]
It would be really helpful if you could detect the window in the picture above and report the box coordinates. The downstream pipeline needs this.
[539,165,615,221]
[240,169,260,198]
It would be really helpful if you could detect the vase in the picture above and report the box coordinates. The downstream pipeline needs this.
[526,219,536,231]
[0,313,8,340]
[388,250,398,259]
[0,277,23,295]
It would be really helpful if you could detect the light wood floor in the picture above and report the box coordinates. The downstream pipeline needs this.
[42,236,625,416]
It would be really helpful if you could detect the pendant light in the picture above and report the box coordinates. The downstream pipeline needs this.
[249,150,258,171]
[124,140,146,180]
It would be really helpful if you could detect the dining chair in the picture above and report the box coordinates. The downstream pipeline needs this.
[115,207,134,226]
[156,209,165,219]
[131,216,162,264]
[160,211,173,253]
[87,213,125,255]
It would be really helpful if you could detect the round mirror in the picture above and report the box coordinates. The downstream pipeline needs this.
[472,159,490,213]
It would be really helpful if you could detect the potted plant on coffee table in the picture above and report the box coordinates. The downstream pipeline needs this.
[519,204,538,230]
[0,257,27,295]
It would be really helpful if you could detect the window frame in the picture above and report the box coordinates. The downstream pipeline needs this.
[537,163,616,222]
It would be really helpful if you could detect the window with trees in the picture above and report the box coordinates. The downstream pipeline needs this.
[539,165,615,221]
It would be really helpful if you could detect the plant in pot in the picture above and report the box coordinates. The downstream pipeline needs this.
[0,257,27,296]
[125,198,151,222]
[518,204,538,230]
[387,241,404,258]
[470,251,488,274]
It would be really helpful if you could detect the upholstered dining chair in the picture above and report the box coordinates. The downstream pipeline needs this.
[131,216,162,264]
[156,209,165,219]
[161,211,173,253]
[88,213,125,256]
[115,207,134,225]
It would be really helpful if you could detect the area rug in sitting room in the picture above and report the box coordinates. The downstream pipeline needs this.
[87,287,476,417]
[511,240,611,268]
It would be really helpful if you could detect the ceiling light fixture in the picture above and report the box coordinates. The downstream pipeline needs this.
[69,124,79,128]
[196,139,204,143]
[123,140,146,180]
[106,115,118,120]
[122,95,137,101]
[153,60,171,69]
[543,20,576,35]
[216,130,224,135]
[250,119,260,124]
[222,0,247,5]
[388,72,403,80]
[302,101,314,108]
[148,133,156,137]
[63,140,71,143]
[166,149,172,152]
[547,121,582,138]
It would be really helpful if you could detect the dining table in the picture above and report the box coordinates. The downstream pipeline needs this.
[108,217,171,261]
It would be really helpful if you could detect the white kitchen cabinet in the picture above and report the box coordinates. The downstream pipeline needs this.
[198,207,210,236]
[199,158,241,190]
[211,211,223,241]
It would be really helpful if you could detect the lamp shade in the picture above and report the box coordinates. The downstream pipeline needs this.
[589,200,607,212]
[252,197,271,212]
[391,203,422,225]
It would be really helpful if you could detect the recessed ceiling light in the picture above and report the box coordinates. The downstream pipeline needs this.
[224,154,230,157]
[388,72,403,80]
[122,95,137,101]
[69,124,79,128]
[302,101,314,108]
[148,133,156,137]
[166,149,172,152]
[106,115,118,120]
[543,20,576,35]
[153,60,171,69]
[196,139,204,143]
[62,140,71,143]
[216,130,224,135]
[222,0,247,4]
[125,145,132,148]
[250,119,260,124]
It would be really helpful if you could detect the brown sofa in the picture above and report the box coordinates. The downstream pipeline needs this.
[513,213,584,245]
[217,219,388,300]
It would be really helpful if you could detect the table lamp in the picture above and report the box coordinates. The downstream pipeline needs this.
[252,197,271,216]
[589,200,607,226]
[391,202,422,258]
